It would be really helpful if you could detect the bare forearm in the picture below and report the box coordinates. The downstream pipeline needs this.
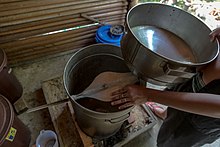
[145,88,220,118]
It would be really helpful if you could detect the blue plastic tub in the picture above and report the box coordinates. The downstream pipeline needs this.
[95,25,124,47]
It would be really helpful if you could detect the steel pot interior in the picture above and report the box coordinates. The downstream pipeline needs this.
[126,3,219,66]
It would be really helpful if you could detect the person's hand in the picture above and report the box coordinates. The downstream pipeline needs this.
[209,28,220,42]
[111,85,148,109]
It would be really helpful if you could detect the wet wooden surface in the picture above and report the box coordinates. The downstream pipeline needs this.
[42,77,84,147]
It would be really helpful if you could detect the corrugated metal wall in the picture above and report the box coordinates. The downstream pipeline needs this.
[0,0,131,65]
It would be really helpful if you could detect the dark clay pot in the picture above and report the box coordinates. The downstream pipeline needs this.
[0,49,23,104]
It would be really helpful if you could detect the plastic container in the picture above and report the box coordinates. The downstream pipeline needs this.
[95,25,124,47]
[0,94,31,147]
[36,130,59,147]
[0,49,23,104]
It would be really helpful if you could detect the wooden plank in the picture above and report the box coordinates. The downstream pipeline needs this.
[0,0,93,11]
[0,13,125,43]
[13,97,28,114]
[4,20,123,65]
[0,0,127,27]
[0,0,128,65]
[2,19,123,53]
[7,42,94,65]
[7,33,96,56]
[0,10,126,37]
[0,20,93,43]
[4,19,124,65]
[8,49,77,67]
[2,27,97,53]
[0,6,127,33]
[7,38,95,62]
[0,0,26,4]
[0,14,79,33]
[0,0,100,16]
[42,77,84,147]
[0,17,84,36]
[67,102,94,147]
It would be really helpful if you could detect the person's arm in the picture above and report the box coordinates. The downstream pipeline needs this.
[145,88,220,118]
[111,85,220,118]
[210,27,220,42]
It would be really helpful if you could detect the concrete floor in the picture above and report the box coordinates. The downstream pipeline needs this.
[13,53,73,146]
[11,52,220,147]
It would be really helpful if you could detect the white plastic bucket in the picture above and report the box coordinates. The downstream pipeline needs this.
[36,130,59,147]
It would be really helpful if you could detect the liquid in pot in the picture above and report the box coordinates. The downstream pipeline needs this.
[131,25,196,63]
[76,97,120,113]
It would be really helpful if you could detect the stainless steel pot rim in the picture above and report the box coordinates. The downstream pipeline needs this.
[63,44,124,74]
[126,3,220,66]
[64,53,124,75]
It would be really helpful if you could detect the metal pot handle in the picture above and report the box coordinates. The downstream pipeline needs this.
[106,113,130,124]
[163,63,196,79]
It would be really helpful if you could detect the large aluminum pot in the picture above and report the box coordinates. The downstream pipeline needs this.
[121,3,219,85]
[63,44,134,139]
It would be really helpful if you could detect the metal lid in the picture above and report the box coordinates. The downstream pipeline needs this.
[0,95,14,145]
[110,25,124,36]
